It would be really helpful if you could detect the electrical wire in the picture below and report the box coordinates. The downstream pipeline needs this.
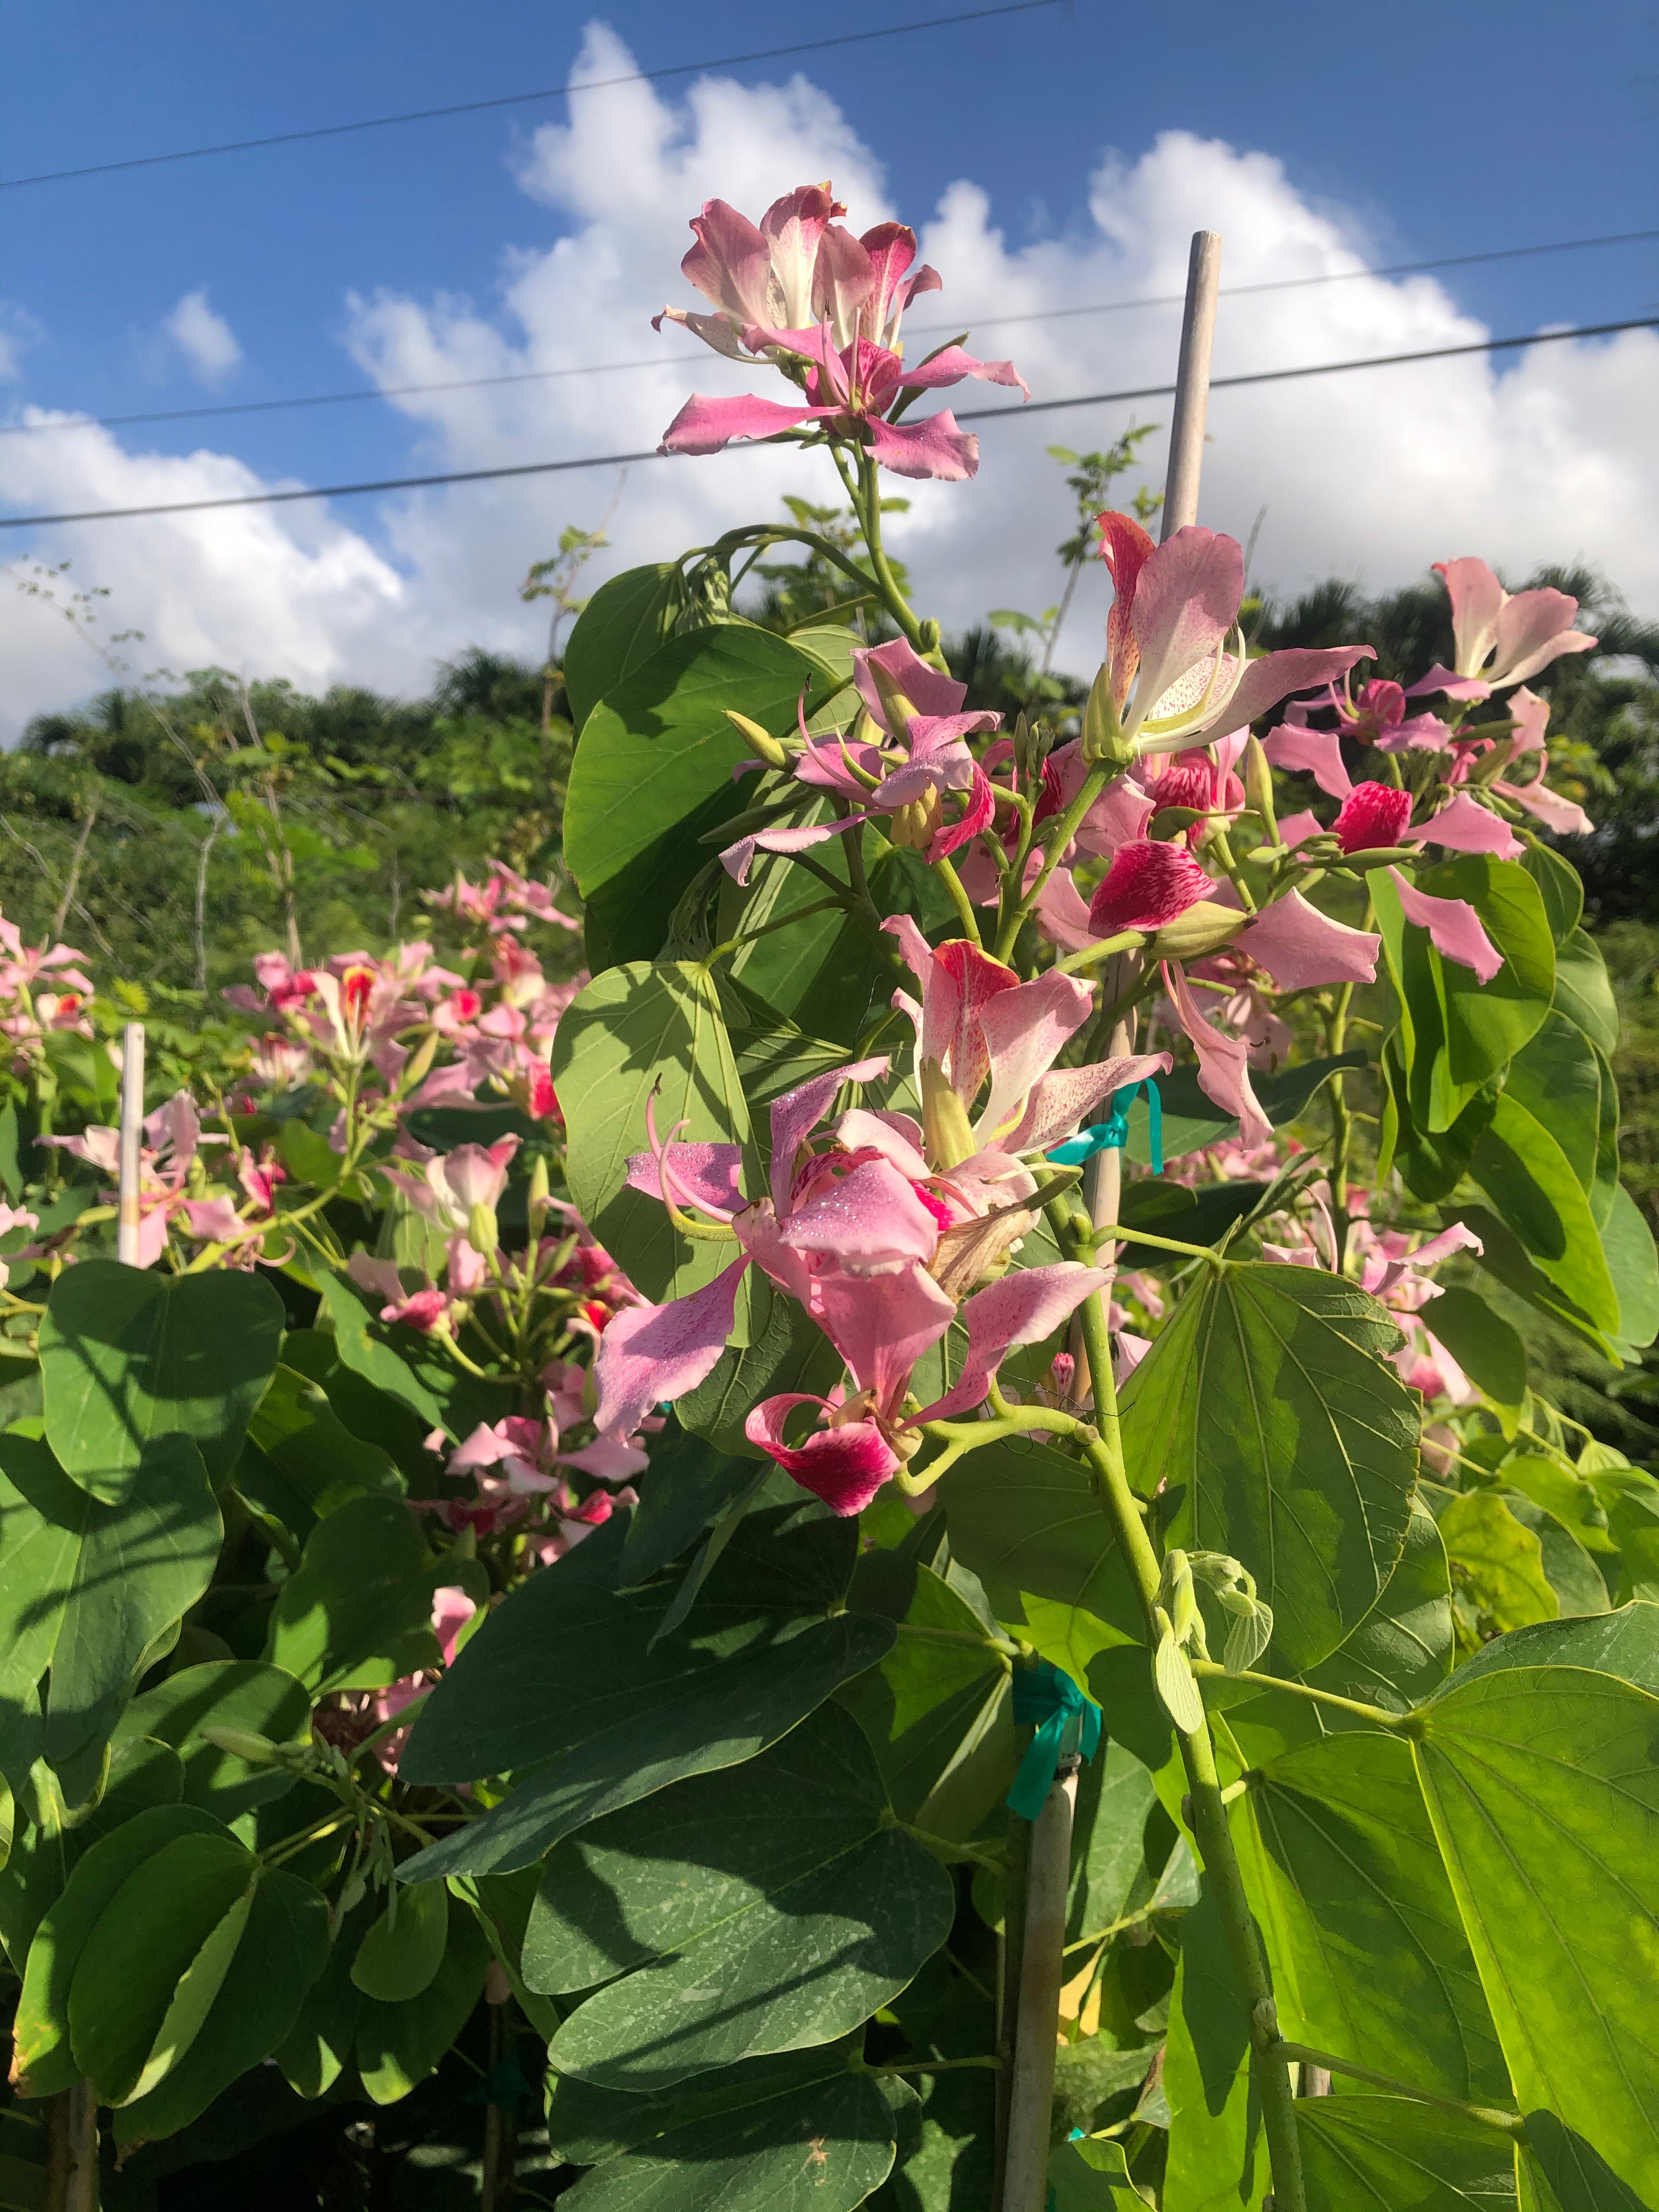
[1,312,1652,531]
[7,224,1654,442]
[0,2,1064,189]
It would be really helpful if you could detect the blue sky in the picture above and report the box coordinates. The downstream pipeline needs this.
[5,0,1656,488]
[3,1,1656,725]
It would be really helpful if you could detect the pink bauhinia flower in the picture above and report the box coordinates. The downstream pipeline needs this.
[1388,867,1504,982]
[654,188,1023,482]
[1485,685,1594,836]
[591,955,1161,1510]
[1330,781,1412,854]
[1087,512,1373,758]
[1087,839,1218,933]
[40,1089,234,1267]
[1264,728,1524,859]
[1419,557,1597,696]
[720,638,1000,882]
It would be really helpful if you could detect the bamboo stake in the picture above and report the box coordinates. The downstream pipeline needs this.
[998,1760,1080,2212]
[1160,230,1222,540]
[43,2080,100,2211]
[117,1022,144,1268]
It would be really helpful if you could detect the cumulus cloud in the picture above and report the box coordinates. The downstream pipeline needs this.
[162,289,242,387]
[1,19,1655,740]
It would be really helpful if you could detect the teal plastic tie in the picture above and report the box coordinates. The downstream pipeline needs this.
[1007,1660,1102,1820]
[1046,1077,1163,1176]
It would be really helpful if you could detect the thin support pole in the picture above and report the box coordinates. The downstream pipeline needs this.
[117,1022,145,1268]
[1159,230,1222,540]
[999,1763,1079,2212]
[43,2080,100,2210]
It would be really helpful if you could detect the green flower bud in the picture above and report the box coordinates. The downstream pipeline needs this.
[1081,663,1135,767]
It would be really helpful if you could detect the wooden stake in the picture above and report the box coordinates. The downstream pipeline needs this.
[998,1762,1080,2212]
[1159,230,1222,541]
[43,2080,100,2211]
[116,1022,144,1269]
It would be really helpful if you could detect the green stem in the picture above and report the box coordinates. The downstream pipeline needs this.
[1191,1661,1411,1733]
[1086,1221,1228,1268]
[1272,2041,1526,2139]
[855,447,925,648]
[994,765,1109,963]
[868,2056,1005,2078]
[1072,1285,1308,2212]
[933,853,984,945]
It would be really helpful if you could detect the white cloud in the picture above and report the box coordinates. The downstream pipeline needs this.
[2,21,1656,742]
[162,289,242,386]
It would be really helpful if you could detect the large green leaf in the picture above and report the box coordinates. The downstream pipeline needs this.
[1414,1658,1659,2204]
[1413,857,1555,1131]
[1503,1012,1600,1191]
[399,1502,894,1877]
[1471,1096,1621,1337]
[563,563,690,734]
[115,1660,311,1821]
[1590,1044,1622,1230]
[1521,840,1583,945]
[1222,1500,1453,1764]
[1444,1599,1659,1693]
[1163,1872,1268,2212]
[1602,1183,1659,1350]
[38,1260,284,1501]
[351,1877,449,2002]
[12,1802,224,2097]
[1459,1205,1617,1359]
[549,2040,905,2212]
[233,1362,404,1547]
[535,1707,953,2089]
[566,625,830,969]
[1234,1731,1505,2098]
[618,1413,760,1585]
[1067,1738,1160,1945]
[838,1551,1014,1842]
[1119,1263,1419,1670]
[0,1432,220,1775]
[1435,1490,1558,1633]
[1550,928,1618,1056]
[1297,2096,1520,2211]
[554,960,758,1320]
[110,1863,329,2143]
[1422,1288,1527,1425]
[262,1491,444,1695]
[939,1434,1141,1654]
[66,1827,256,2102]
[354,1889,492,2105]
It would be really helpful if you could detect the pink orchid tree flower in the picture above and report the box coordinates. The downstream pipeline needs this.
[591,942,1165,1513]
[41,1088,237,1268]
[654,185,1026,481]
[720,638,1000,881]
[1086,512,1373,759]
[1420,557,1598,697]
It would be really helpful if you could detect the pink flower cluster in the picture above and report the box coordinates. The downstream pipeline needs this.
[42,1091,284,1269]
[655,183,1027,481]
[591,923,1170,1517]
[0,911,94,1071]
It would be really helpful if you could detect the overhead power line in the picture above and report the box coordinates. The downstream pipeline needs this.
[7,224,1655,442]
[1,313,1652,532]
[0,1,1064,189]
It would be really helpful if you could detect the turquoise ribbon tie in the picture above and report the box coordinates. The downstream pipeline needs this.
[1007,1660,1102,1820]
[1046,1078,1162,1176]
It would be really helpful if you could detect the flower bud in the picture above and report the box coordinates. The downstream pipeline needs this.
[527,1152,551,1238]
[200,1726,287,1765]
[1242,732,1279,845]
[865,659,918,736]
[1150,900,1245,960]
[725,710,788,769]
[1013,712,1053,783]
[888,792,943,851]
[467,1199,499,1257]
[1080,663,1135,766]
[920,1059,977,1172]
[400,1028,439,1098]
